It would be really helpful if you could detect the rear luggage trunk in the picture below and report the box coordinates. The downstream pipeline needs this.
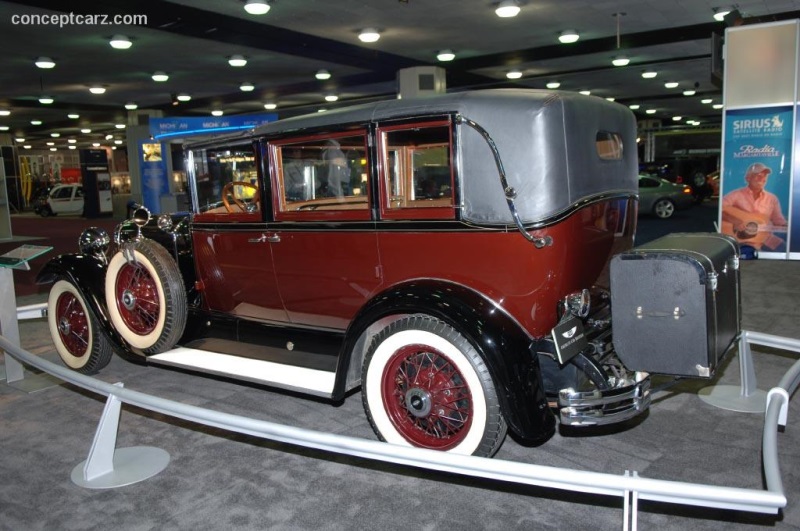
[609,233,740,377]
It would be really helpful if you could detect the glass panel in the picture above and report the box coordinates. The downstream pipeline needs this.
[190,146,259,214]
[383,125,452,209]
[596,131,623,160]
[276,134,369,212]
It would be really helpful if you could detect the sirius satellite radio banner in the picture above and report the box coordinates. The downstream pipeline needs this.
[721,106,793,257]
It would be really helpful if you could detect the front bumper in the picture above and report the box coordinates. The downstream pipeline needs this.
[557,373,651,427]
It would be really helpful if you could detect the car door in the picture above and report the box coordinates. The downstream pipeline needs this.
[267,132,382,330]
[48,186,74,215]
[190,148,288,324]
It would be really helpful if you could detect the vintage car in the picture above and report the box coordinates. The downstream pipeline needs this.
[39,89,662,457]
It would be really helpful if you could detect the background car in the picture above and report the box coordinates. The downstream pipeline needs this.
[38,183,84,216]
[638,174,693,219]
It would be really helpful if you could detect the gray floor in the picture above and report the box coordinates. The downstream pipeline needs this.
[1,259,799,531]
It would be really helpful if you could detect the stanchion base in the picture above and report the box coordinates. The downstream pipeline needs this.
[6,372,60,393]
[697,384,767,413]
[71,446,170,489]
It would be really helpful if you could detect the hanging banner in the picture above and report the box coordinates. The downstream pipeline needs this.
[720,107,793,256]
[139,140,170,214]
[149,113,278,140]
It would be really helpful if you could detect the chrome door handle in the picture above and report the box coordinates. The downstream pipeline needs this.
[266,233,280,243]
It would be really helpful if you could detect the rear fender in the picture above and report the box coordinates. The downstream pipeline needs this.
[337,279,556,444]
[36,255,143,361]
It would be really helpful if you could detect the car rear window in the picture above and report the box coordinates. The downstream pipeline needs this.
[596,131,623,160]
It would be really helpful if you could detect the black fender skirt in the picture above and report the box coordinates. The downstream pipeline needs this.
[36,254,143,362]
[340,279,556,444]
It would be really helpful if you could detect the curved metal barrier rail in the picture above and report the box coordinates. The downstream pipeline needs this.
[1,331,796,531]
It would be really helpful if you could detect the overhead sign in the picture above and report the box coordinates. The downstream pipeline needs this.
[149,113,278,140]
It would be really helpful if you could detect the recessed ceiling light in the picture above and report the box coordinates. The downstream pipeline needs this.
[558,30,579,44]
[673,116,682,121]
[0,110,9,116]
[240,82,255,92]
[495,0,520,18]
[114,140,123,145]
[152,71,169,82]
[664,81,679,89]
[35,57,55,69]
[50,132,60,137]
[23,145,31,149]
[14,137,24,142]
[31,120,42,125]
[67,113,80,119]
[318,109,328,113]
[39,96,54,104]
[105,134,114,140]
[315,69,331,80]
[211,110,224,116]
[68,139,76,144]
[0,126,8,132]
[606,97,616,102]
[325,94,339,102]
[109,35,132,49]
[228,54,247,67]
[68,145,76,150]
[81,128,92,133]
[506,70,523,79]
[125,102,138,110]
[358,28,381,43]
[629,104,640,110]
[641,71,657,79]
[89,86,106,94]
[264,103,277,110]
[701,98,713,104]
[50,147,57,151]
[612,55,630,67]
[244,0,270,15]
[713,104,724,109]
[46,141,54,146]
[713,7,732,21]
[436,50,455,62]
[683,90,696,96]
[645,109,657,114]
[92,142,100,147]
[176,93,191,102]
[115,123,126,129]
[546,81,561,89]
[579,90,591,96]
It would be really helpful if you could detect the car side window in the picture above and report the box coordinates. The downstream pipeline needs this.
[378,120,455,220]
[189,146,261,219]
[272,132,370,221]
[639,177,660,188]
[52,187,72,199]
[75,187,84,198]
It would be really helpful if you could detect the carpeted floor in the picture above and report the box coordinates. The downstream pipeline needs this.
[0,229,798,530]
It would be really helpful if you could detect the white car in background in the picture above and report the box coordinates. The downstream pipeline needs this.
[38,184,84,216]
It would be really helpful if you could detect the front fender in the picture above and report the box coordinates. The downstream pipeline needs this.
[338,279,556,444]
[36,254,143,361]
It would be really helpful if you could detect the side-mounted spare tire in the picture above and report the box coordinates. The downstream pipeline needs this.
[104,239,187,354]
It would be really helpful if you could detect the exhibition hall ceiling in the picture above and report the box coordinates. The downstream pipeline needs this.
[1,0,800,149]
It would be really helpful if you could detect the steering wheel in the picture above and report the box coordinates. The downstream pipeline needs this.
[222,181,259,213]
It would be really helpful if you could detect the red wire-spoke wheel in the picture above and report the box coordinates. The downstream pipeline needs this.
[381,344,473,450]
[363,316,507,457]
[105,239,187,354]
[115,261,160,335]
[47,280,112,374]
[55,291,89,357]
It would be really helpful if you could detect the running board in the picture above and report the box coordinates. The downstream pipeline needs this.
[148,347,336,398]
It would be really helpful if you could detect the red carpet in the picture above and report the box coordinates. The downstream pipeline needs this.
[0,215,121,297]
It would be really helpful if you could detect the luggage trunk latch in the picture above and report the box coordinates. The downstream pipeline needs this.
[708,272,718,291]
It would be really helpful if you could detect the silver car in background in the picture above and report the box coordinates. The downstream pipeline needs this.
[638,174,693,219]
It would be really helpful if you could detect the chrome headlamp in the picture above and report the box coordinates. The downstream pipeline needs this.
[78,227,111,257]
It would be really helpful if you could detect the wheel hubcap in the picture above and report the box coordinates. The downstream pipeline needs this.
[115,262,160,335]
[55,292,88,357]
[381,343,473,450]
